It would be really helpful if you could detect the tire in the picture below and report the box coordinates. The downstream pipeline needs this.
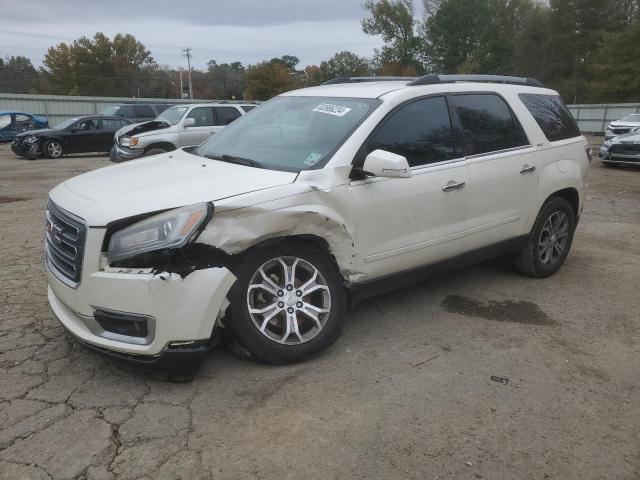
[514,197,576,278]
[144,148,168,157]
[227,241,347,364]
[43,140,63,159]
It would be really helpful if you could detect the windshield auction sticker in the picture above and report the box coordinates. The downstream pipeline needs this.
[313,104,352,117]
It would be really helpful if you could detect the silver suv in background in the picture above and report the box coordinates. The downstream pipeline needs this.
[605,114,640,139]
[110,103,256,162]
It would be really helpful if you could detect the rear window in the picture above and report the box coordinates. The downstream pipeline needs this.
[451,94,529,156]
[133,105,155,118]
[519,94,580,142]
[214,107,242,126]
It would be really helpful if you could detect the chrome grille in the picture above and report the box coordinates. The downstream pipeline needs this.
[45,201,87,287]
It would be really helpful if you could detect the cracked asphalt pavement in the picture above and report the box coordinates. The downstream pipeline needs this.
[0,143,638,479]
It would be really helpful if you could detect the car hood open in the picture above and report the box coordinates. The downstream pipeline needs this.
[115,120,171,139]
[49,148,298,226]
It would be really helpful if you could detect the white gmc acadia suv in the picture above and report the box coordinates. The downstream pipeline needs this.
[45,75,590,377]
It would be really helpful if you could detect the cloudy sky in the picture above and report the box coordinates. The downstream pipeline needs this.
[0,0,423,69]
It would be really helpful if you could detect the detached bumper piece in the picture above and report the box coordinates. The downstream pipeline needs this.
[67,326,211,379]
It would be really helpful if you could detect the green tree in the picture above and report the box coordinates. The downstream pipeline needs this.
[362,0,422,70]
[320,51,371,80]
[206,60,246,99]
[588,23,640,102]
[0,56,40,93]
[43,33,154,96]
[244,61,295,100]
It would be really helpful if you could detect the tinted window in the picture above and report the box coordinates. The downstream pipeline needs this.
[240,105,256,112]
[15,114,31,123]
[75,118,98,130]
[214,107,241,126]
[452,94,528,156]
[519,94,581,142]
[118,105,134,118]
[186,107,214,127]
[133,105,155,117]
[366,96,455,167]
[100,119,122,130]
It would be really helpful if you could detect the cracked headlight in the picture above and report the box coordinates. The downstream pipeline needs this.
[24,136,38,143]
[108,203,212,264]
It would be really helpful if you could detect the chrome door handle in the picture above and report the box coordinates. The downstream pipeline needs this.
[442,180,466,192]
[520,164,536,174]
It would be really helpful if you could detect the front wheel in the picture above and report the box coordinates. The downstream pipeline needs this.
[227,242,347,364]
[514,197,576,277]
[43,140,63,159]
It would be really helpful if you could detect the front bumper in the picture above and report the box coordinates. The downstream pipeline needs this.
[11,139,37,156]
[47,227,236,361]
[111,144,145,163]
[599,148,640,165]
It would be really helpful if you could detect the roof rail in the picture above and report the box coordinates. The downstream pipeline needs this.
[322,76,416,85]
[407,74,544,87]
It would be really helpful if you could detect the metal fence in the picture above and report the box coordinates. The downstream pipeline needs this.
[1,92,637,134]
[0,93,250,127]
[568,103,640,134]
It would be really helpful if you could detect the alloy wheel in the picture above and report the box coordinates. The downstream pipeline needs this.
[246,256,331,345]
[47,142,62,158]
[538,211,569,266]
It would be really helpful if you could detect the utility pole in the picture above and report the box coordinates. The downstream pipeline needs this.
[182,47,193,99]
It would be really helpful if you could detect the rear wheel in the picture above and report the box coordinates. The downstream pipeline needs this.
[515,197,576,277]
[43,140,63,159]
[227,242,347,364]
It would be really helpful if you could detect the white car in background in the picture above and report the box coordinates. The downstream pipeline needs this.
[605,114,640,139]
[110,102,258,162]
[46,75,589,378]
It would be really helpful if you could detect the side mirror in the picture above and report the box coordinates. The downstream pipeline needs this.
[361,149,412,178]
[184,118,196,128]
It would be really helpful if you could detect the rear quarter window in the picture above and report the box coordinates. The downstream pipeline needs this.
[519,94,581,142]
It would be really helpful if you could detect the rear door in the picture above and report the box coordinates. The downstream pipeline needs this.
[97,118,122,151]
[348,95,470,278]
[450,93,537,250]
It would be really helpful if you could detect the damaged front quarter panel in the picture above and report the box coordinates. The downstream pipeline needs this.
[196,185,365,283]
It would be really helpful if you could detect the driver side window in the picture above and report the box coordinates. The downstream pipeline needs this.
[75,119,97,130]
[365,96,456,168]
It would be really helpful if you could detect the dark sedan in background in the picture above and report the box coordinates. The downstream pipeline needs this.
[11,115,133,159]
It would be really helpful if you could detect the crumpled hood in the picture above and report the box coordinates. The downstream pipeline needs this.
[115,120,171,139]
[16,128,54,138]
[49,148,298,226]
[610,130,640,144]
[609,120,640,128]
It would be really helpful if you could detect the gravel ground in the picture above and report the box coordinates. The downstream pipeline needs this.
[0,142,638,480]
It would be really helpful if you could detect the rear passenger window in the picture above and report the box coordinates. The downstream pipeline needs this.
[214,107,241,126]
[100,119,122,130]
[133,105,155,118]
[118,106,134,118]
[452,94,528,156]
[366,96,456,167]
[519,94,581,142]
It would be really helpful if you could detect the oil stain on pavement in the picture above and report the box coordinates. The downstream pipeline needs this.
[441,294,554,325]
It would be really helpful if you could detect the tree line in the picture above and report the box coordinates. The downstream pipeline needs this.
[0,0,637,102]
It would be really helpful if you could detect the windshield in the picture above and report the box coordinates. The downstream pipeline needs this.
[195,96,380,172]
[156,106,188,125]
[55,117,81,129]
[621,114,640,122]
[99,106,119,116]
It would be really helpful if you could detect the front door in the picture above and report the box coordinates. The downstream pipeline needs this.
[348,95,470,279]
[179,107,217,147]
[67,118,100,153]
